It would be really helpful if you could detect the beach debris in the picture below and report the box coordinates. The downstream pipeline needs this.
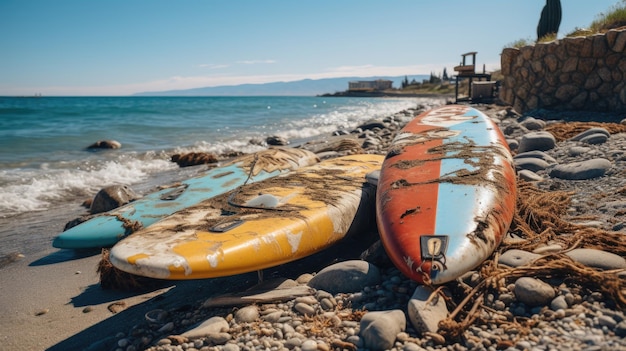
[266,135,289,146]
[107,301,127,314]
[171,152,219,167]
[97,249,164,291]
[90,184,139,214]
[86,140,121,150]
[0,252,25,268]
[34,308,49,316]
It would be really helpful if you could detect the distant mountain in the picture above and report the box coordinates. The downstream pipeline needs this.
[133,75,430,96]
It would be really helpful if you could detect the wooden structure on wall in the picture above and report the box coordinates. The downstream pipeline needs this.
[453,52,493,103]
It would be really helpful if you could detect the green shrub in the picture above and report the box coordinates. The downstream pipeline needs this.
[588,1,626,32]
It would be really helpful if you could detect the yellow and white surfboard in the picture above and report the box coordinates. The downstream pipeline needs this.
[109,154,383,279]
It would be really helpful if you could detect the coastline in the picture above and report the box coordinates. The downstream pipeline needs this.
[2,97,626,351]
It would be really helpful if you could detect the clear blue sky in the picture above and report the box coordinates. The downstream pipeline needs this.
[1,0,621,96]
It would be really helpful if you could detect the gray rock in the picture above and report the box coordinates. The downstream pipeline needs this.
[307,260,381,294]
[182,316,229,339]
[514,277,555,307]
[234,305,259,323]
[86,140,121,150]
[550,295,569,311]
[598,315,617,329]
[357,120,386,131]
[518,131,556,153]
[568,146,591,156]
[580,133,609,145]
[615,320,626,337]
[407,285,448,334]
[90,185,138,214]
[360,310,406,351]
[514,150,557,164]
[499,250,541,267]
[518,169,544,182]
[520,117,547,130]
[564,248,626,270]
[570,127,610,141]
[514,157,551,172]
[266,135,289,146]
[549,158,612,180]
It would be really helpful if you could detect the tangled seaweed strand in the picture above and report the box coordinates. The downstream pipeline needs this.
[545,121,626,142]
[97,249,164,291]
[438,179,626,342]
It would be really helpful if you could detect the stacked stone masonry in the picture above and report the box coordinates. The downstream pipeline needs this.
[500,28,626,113]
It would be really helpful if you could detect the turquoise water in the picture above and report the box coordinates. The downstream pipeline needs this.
[0,96,425,217]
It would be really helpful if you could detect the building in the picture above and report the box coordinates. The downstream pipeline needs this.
[348,79,393,92]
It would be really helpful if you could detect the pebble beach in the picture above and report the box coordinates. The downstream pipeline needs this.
[2,98,626,351]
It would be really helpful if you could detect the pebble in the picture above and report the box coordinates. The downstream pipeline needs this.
[360,310,406,350]
[514,277,556,307]
[307,260,381,294]
[499,249,541,267]
[564,248,626,270]
[517,131,556,153]
[549,158,612,180]
[407,285,448,333]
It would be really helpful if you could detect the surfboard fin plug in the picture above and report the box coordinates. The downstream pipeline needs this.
[418,235,449,280]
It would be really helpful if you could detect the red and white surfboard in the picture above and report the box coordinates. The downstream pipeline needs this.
[376,105,516,284]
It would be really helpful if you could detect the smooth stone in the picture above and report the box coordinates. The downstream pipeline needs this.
[517,131,556,153]
[598,315,617,329]
[294,302,316,316]
[307,260,381,294]
[266,135,289,146]
[570,127,610,141]
[359,310,406,351]
[223,344,240,351]
[499,250,541,267]
[514,150,557,164]
[549,158,612,180]
[514,157,551,172]
[550,295,569,311]
[568,146,591,156]
[579,133,609,145]
[564,248,626,270]
[615,321,626,337]
[86,140,121,150]
[90,185,138,214]
[357,119,386,131]
[182,316,229,339]
[520,117,546,130]
[206,332,231,345]
[301,340,318,351]
[514,277,556,307]
[234,305,259,323]
[518,169,544,182]
[533,244,563,254]
[407,285,448,334]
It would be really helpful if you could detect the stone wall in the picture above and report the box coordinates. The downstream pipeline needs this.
[499,28,626,113]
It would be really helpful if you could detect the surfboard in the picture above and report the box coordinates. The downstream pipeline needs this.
[376,105,516,284]
[52,147,319,249]
[109,154,384,279]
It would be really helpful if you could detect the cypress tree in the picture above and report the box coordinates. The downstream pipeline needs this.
[537,0,562,40]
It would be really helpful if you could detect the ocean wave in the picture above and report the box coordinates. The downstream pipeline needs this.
[0,156,176,217]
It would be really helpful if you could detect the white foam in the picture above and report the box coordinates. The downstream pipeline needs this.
[0,155,176,217]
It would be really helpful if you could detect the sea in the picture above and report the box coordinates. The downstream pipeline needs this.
[0,95,441,264]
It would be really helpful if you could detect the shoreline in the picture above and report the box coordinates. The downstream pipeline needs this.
[2,98,626,351]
